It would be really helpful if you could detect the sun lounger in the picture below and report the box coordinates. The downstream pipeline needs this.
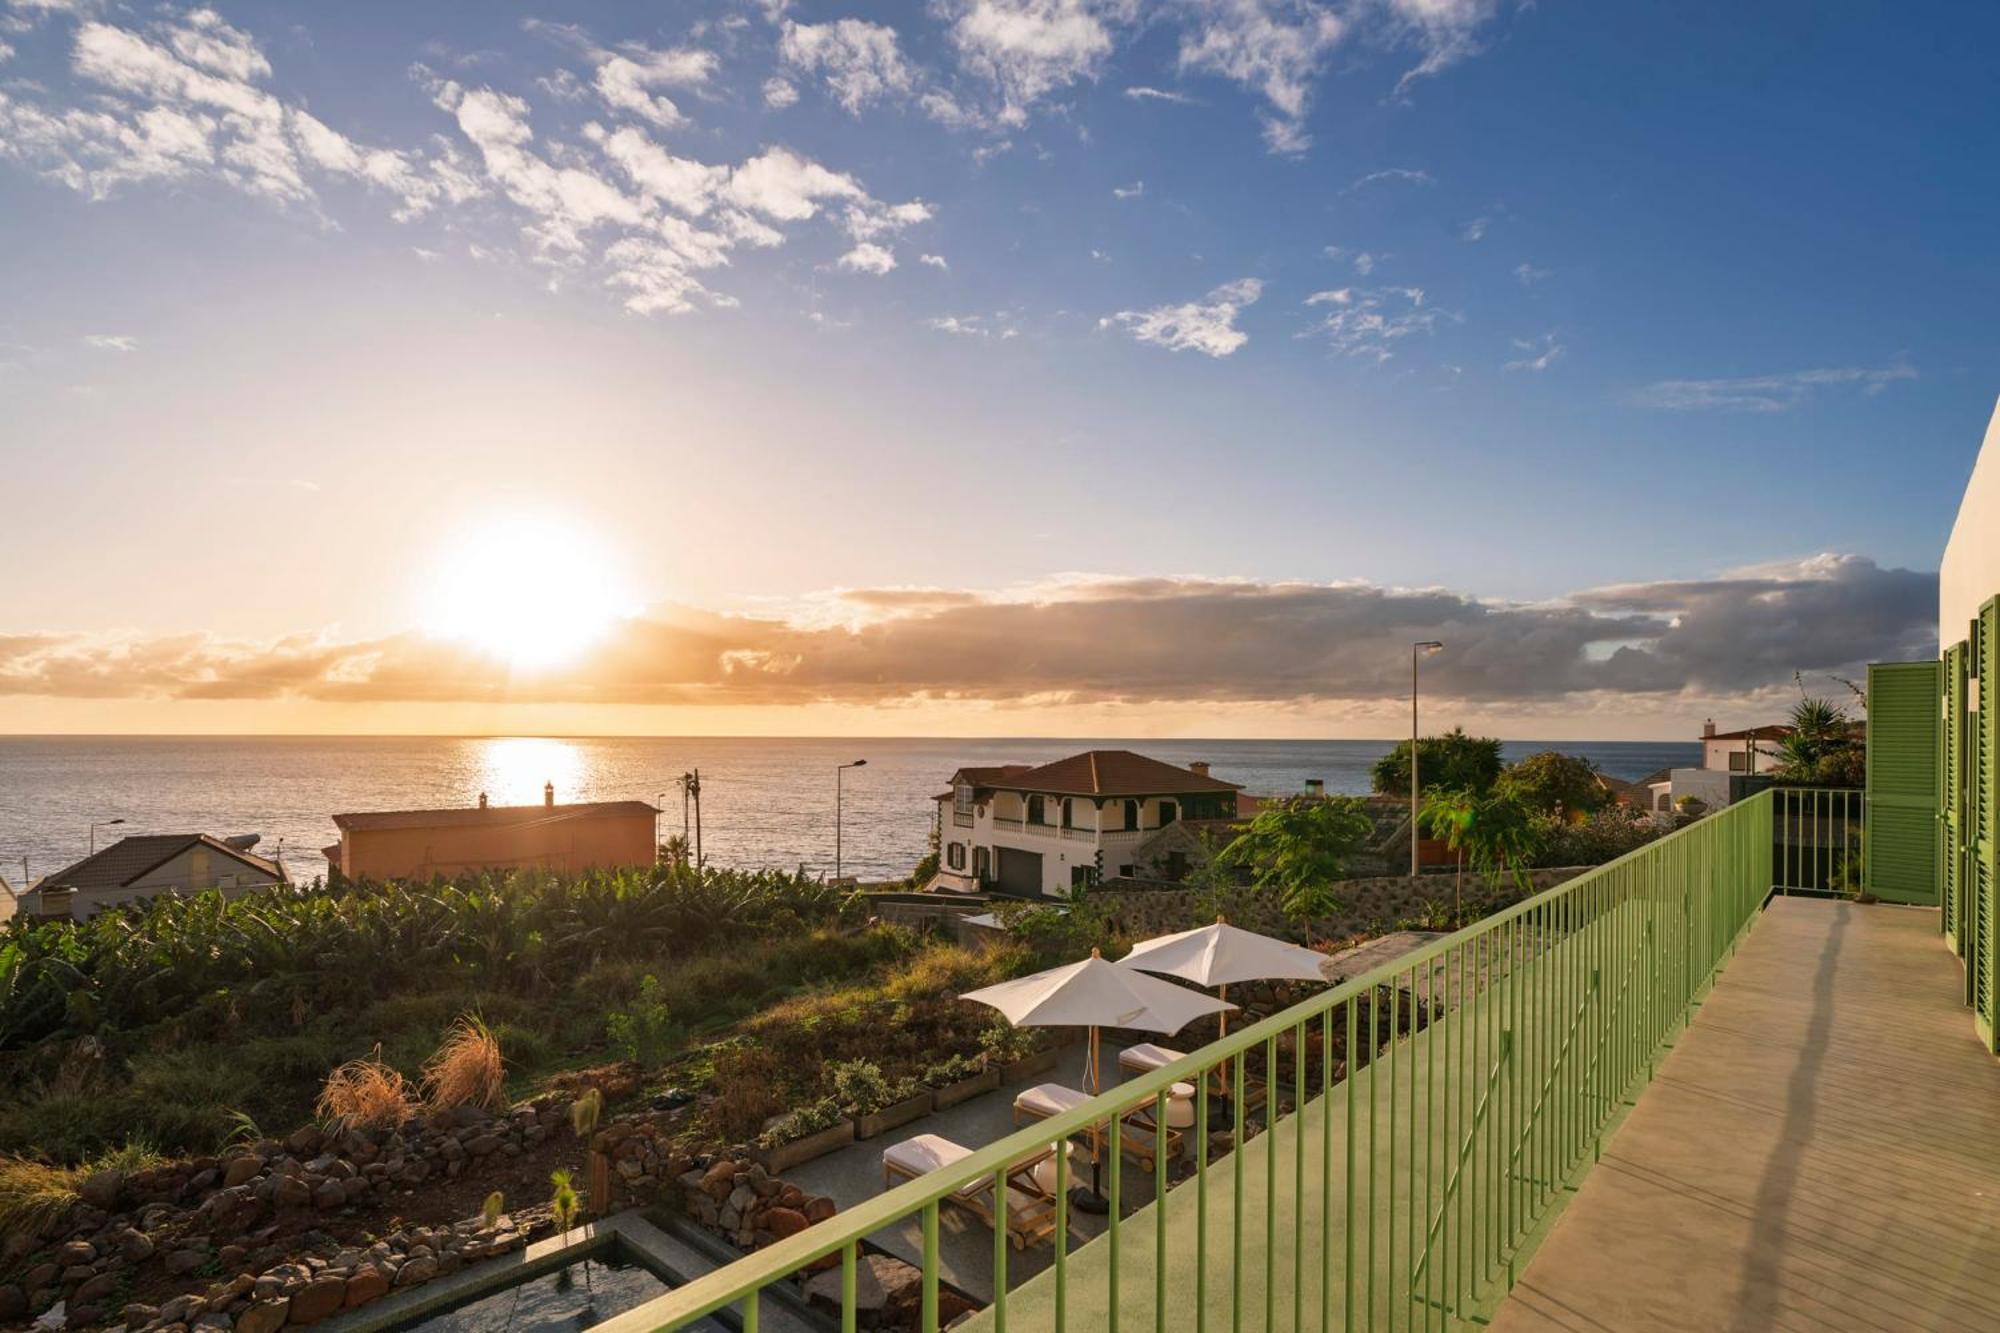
[1012,1082,1183,1172]
[1120,1041,1265,1114]
[880,1133,1057,1250]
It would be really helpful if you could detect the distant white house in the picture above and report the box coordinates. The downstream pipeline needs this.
[1643,720,1795,812]
[19,833,289,920]
[931,750,1245,897]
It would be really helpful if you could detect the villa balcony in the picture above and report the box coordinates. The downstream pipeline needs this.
[609,788,2000,1331]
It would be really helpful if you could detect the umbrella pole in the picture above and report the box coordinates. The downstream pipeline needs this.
[1071,1024,1111,1215]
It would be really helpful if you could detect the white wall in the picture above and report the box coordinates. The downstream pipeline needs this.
[1942,397,2000,648]
[1701,738,1785,774]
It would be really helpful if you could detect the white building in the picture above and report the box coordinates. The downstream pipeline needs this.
[19,833,289,920]
[1643,720,1795,812]
[931,750,1244,897]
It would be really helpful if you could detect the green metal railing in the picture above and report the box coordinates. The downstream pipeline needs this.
[604,792,1776,1332]
[1771,785,1863,897]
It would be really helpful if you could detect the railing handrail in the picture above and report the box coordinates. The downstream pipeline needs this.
[609,790,1776,1331]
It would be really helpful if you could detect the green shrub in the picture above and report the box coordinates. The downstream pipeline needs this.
[606,976,679,1067]
[756,1098,845,1150]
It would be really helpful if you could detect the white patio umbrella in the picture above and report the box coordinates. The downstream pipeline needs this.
[962,948,1234,1211]
[1119,916,1329,1099]
[961,947,1235,1093]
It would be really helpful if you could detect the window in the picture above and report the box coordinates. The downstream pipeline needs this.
[1061,798,1076,828]
[946,842,966,870]
[1028,794,1048,825]
[1158,800,1178,827]
[1071,865,1099,890]
[1728,752,1751,772]
[973,847,989,880]
[953,784,975,818]
[1123,799,1140,830]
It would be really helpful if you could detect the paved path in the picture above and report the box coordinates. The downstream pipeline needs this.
[1492,897,2000,1333]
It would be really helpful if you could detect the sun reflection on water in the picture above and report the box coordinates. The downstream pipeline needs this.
[474,737,587,807]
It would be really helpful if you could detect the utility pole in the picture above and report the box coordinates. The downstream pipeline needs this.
[836,759,867,881]
[689,768,703,867]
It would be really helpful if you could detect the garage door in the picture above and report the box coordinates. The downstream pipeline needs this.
[996,847,1043,897]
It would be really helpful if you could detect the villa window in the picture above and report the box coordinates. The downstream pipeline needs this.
[947,842,966,870]
[1122,799,1140,830]
[1071,865,1098,890]
[953,784,975,818]
[1028,794,1048,825]
[1159,800,1179,827]
[973,847,989,880]
[1728,752,1751,772]
[1061,798,1075,828]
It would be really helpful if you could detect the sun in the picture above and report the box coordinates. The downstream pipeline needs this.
[420,515,637,671]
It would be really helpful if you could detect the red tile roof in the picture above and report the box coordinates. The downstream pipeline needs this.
[332,800,659,832]
[1706,724,1794,742]
[954,749,1242,797]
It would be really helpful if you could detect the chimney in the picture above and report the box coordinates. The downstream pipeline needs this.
[1702,719,1716,739]
[1305,778,1325,796]
[478,792,488,810]
[544,781,555,808]
[1189,761,1210,777]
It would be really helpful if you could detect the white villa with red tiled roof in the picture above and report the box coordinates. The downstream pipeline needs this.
[930,749,1247,897]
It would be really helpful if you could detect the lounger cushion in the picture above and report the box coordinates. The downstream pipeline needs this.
[882,1133,986,1199]
[1118,1042,1188,1073]
[1014,1082,1092,1118]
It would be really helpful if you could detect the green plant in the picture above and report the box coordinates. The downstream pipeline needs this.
[1496,751,1610,819]
[1371,727,1505,797]
[606,975,678,1067]
[220,1109,263,1148]
[756,1097,845,1150]
[482,1190,505,1228]
[921,1052,982,1088]
[550,1167,581,1238]
[570,1087,603,1138]
[1214,795,1373,943]
[829,1059,919,1115]
[1422,787,1544,896]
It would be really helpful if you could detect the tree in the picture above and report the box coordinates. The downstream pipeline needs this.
[1773,694,1864,785]
[1371,726,1504,797]
[1420,786,1544,906]
[1215,795,1374,944]
[1496,751,1610,819]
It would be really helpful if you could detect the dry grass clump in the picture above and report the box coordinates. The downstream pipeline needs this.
[316,1049,414,1131]
[0,1156,82,1239]
[422,1015,505,1110]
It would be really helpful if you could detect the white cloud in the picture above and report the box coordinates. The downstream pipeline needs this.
[1113,179,1143,199]
[1633,365,1917,413]
[1460,215,1487,241]
[1346,165,1432,190]
[778,18,915,114]
[1101,277,1262,357]
[919,253,949,269]
[1300,285,1440,362]
[926,312,1018,338]
[943,0,1136,124]
[1513,262,1550,285]
[1384,0,1500,93]
[838,240,896,274]
[591,123,726,215]
[592,44,715,129]
[0,40,15,63]
[1124,84,1197,104]
[82,332,136,351]
[721,146,865,221]
[1504,332,1562,373]
[762,76,799,108]
[1175,0,1344,154]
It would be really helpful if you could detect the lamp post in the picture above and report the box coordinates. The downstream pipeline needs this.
[656,792,667,863]
[1410,642,1445,876]
[89,818,125,855]
[835,760,867,881]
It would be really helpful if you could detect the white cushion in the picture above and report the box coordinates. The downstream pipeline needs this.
[1118,1043,1188,1074]
[1014,1082,1092,1119]
[883,1133,986,1199]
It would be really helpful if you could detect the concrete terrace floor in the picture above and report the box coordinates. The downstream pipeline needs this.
[1492,896,2000,1333]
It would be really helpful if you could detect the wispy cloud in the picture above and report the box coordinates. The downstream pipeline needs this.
[1101,277,1263,357]
[1300,285,1441,362]
[1346,166,1433,191]
[1513,262,1550,285]
[1634,364,1917,413]
[81,333,136,352]
[1325,245,1378,276]
[1124,84,1198,104]
[1113,179,1144,199]
[1505,332,1563,373]
[1175,0,1346,155]
[778,17,916,115]
[1460,216,1488,242]
[925,312,1019,339]
[919,253,949,269]
[1384,0,1502,95]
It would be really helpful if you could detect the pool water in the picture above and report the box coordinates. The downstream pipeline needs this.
[393,1247,722,1332]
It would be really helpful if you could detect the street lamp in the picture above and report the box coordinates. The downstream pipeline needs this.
[1410,642,1445,877]
[89,818,125,855]
[835,760,868,881]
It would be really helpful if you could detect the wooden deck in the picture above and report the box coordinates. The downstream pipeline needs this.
[1491,896,2000,1333]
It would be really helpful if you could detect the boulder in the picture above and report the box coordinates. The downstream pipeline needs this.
[165,1245,211,1276]
[235,1300,289,1333]
[0,1286,24,1322]
[288,1275,346,1325]
[701,1160,738,1199]
[344,1266,390,1307]
[285,1126,324,1158]
[273,1174,314,1209]
[56,1240,96,1265]
[396,1255,439,1288]
[764,1206,809,1239]
[117,1228,156,1264]
[78,1167,123,1210]
[73,1272,119,1305]
[120,1303,160,1327]
[803,1195,837,1224]
[313,1179,346,1210]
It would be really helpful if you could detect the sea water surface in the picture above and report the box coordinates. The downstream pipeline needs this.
[0,736,1697,886]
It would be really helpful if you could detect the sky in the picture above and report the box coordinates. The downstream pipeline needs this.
[0,0,1992,739]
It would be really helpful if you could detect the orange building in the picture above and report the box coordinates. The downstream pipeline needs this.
[324,784,659,882]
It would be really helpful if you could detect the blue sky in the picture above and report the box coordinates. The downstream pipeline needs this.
[0,1,1988,736]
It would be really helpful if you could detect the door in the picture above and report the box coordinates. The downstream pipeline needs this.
[1865,660,1941,904]
[1979,599,1999,1049]
[996,846,1043,897]
[1943,642,1968,960]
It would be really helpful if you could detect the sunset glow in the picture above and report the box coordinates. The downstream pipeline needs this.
[419,516,636,672]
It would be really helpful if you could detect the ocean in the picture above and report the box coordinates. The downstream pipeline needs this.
[0,736,1698,887]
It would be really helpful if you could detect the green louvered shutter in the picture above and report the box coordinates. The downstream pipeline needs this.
[1866,660,1941,904]
[1980,600,2000,1049]
[1943,642,1968,960]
